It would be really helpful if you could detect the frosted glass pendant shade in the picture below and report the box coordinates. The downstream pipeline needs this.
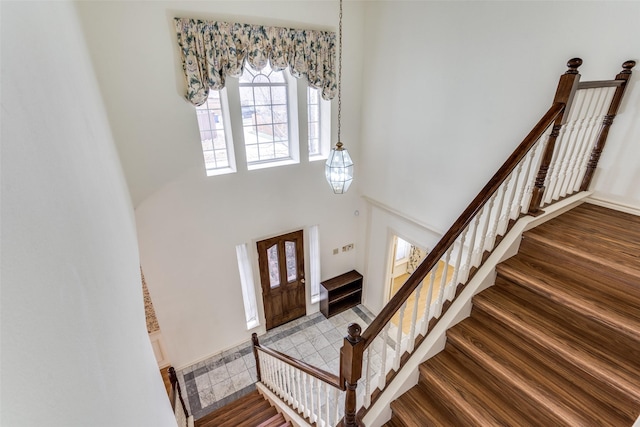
[325,142,353,194]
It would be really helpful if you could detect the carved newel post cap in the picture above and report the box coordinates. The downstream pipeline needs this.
[566,58,583,74]
[621,60,636,74]
[346,323,362,344]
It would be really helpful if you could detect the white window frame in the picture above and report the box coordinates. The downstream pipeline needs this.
[309,225,321,304]
[238,62,300,171]
[195,88,237,176]
[307,86,331,162]
[193,66,333,176]
[236,243,259,330]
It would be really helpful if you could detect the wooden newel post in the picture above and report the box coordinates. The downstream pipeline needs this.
[251,332,262,382]
[528,58,582,216]
[579,60,635,191]
[340,322,365,427]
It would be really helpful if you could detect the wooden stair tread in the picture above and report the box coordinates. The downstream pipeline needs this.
[389,382,460,426]
[471,309,639,422]
[195,390,278,427]
[513,241,640,308]
[473,285,640,403]
[497,253,640,342]
[255,413,289,427]
[492,277,640,373]
[448,315,635,425]
[420,346,558,426]
[523,225,640,285]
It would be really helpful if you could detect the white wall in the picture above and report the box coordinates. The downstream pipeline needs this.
[76,1,366,368]
[1,2,176,426]
[360,1,640,230]
[358,1,640,306]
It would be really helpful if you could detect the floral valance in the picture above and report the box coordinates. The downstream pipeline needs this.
[175,18,337,106]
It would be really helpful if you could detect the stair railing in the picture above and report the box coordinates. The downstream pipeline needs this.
[169,366,190,427]
[249,59,634,427]
[252,333,346,427]
[343,58,634,425]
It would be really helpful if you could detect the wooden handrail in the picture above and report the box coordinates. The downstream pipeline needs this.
[169,366,189,426]
[361,101,565,346]
[252,332,343,390]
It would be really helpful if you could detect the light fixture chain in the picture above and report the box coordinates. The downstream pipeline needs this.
[337,0,343,142]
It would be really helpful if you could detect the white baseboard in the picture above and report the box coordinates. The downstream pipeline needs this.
[586,195,640,216]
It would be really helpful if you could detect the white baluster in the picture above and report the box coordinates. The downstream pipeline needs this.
[542,125,567,205]
[302,372,309,418]
[489,176,510,249]
[378,323,390,390]
[316,378,322,424]
[559,89,592,198]
[324,382,330,427]
[435,248,452,318]
[310,376,316,423]
[461,212,481,284]
[393,302,407,370]
[476,193,497,265]
[408,281,423,353]
[333,387,340,426]
[554,91,588,199]
[420,266,437,336]
[501,164,522,234]
[520,141,543,214]
[448,229,466,300]
[364,347,372,408]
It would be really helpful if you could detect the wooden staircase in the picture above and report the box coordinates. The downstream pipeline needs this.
[194,390,291,427]
[386,203,640,426]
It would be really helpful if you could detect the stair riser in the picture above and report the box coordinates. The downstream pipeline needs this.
[519,234,640,289]
[496,264,640,344]
[463,310,638,423]
[472,293,640,405]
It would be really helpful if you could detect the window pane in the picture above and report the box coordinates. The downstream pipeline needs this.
[201,133,213,151]
[257,125,274,142]
[240,61,292,165]
[245,144,259,163]
[285,241,297,282]
[243,126,258,145]
[254,86,272,106]
[272,87,287,105]
[240,87,254,106]
[272,105,287,123]
[258,143,276,160]
[307,87,325,158]
[195,90,234,172]
[267,244,280,288]
[256,107,273,125]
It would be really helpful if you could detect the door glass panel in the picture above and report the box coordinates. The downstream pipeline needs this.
[285,241,297,282]
[267,244,280,288]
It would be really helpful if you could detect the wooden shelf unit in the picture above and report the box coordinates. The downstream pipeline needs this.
[320,270,363,318]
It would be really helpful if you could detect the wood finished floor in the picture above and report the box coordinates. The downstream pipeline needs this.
[390,262,454,334]
[385,203,640,426]
[194,390,290,427]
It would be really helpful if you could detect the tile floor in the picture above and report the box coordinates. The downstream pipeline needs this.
[177,305,375,420]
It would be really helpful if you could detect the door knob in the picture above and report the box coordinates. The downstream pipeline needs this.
[300,278,305,284]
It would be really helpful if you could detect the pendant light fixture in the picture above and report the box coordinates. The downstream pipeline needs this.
[325,0,353,194]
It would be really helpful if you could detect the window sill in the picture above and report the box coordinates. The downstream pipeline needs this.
[206,167,237,177]
[247,158,299,171]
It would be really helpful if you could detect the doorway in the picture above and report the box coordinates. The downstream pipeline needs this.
[388,235,454,334]
[257,230,306,330]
